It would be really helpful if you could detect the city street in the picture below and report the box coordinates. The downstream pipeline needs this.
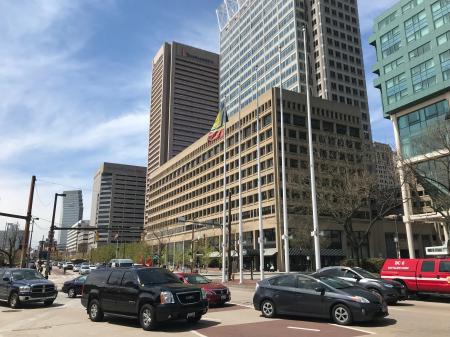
[0,270,449,337]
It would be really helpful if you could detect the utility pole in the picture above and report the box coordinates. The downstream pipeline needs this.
[191,223,195,272]
[20,175,36,268]
[227,192,232,281]
[45,193,65,278]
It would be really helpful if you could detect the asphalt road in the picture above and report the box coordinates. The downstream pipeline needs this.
[0,270,449,337]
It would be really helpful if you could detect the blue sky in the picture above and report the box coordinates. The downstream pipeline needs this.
[0,0,394,245]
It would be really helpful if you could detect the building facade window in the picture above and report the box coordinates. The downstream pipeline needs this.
[402,0,424,14]
[380,26,401,57]
[404,10,429,44]
[398,100,450,157]
[431,0,450,29]
[384,57,404,74]
[439,49,450,81]
[437,30,450,45]
[411,59,436,93]
[386,72,408,104]
[408,42,431,60]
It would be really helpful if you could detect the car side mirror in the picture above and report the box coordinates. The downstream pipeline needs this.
[353,275,361,281]
[314,287,325,295]
[3,277,11,282]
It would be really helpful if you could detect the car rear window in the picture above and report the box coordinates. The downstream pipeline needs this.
[439,261,450,272]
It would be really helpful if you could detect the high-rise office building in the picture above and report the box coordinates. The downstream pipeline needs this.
[217,0,371,139]
[90,162,146,247]
[373,142,397,190]
[148,42,220,174]
[58,190,83,250]
[369,0,450,257]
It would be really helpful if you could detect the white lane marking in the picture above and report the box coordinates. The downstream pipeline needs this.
[191,330,208,337]
[330,324,376,335]
[228,302,254,309]
[287,326,320,332]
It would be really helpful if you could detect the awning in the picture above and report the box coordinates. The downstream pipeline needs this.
[289,248,345,257]
[264,248,278,256]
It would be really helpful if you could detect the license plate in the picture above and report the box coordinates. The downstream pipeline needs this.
[221,295,226,300]
[187,312,196,319]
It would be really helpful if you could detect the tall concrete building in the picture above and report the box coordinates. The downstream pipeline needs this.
[90,163,147,247]
[66,220,90,254]
[217,0,371,139]
[148,42,220,174]
[58,190,83,250]
[373,142,397,190]
[369,0,450,257]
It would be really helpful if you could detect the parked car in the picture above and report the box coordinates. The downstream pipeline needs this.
[314,266,406,304]
[58,262,64,269]
[89,265,97,271]
[81,267,208,330]
[62,275,87,298]
[80,265,91,275]
[63,262,74,270]
[253,273,388,325]
[0,268,58,308]
[73,264,81,272]
[175,273,230,306]
[109,259,134,268]
[381,258,450,295]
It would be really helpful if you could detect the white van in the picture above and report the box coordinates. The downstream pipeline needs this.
[109,259,134,268]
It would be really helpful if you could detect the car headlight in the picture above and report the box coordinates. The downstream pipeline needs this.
[383,283,394,288]
[19,285,31,293]
[350,296,370,304]
[201,289,208,299]
[160,291,175,304]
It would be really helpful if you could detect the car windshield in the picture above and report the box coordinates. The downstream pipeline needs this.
[77,276,87,282]
[137,268,182,285]
[184,274,210,284]
[317,276,353,289]
[12,270,45,280]
[119,263,133,267]
[81,266,89,269]
[353,267,379,279]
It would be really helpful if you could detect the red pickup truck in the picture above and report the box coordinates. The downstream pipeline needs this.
[380,258,450,294]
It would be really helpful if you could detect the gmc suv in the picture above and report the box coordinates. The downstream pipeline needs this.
[81,267,209,330]
[0,268,58,308]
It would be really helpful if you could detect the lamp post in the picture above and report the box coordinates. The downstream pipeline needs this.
[385,214,403,258]
[45,193,66,278]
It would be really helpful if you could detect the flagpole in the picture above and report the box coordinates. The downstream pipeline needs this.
[238,81,243,284]
[303,25,321,270]
[222,98,228,283]
[278,46,290,273]
[255,65,264,281]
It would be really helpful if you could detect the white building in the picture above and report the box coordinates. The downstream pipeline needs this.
[66,220,90,254]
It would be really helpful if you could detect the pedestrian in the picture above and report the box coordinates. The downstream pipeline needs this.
[269,263,275,272]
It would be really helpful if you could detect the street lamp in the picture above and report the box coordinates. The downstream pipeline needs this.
[385,214,403,258]
[45,193,66,278]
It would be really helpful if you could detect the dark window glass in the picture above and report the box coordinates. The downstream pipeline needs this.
[122,271,137,286]
[439,261,450,272]
[137,268,181,285]
[270,275,297,287]
[421,261,435,272]
[108,270,124,285]
[297,275,321,290]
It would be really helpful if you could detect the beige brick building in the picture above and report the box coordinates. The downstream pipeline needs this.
[144,89,437,270]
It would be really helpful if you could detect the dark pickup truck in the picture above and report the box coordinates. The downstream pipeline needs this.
[0,268,58,308]
[81,267,209,330]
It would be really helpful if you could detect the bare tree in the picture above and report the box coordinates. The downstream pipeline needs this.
[0,225,22,267]
[400,122,450,240]
[289,162,403,265]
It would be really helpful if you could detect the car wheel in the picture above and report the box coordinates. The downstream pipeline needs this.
[369,288,383,298]
[9,292,20,309]
[261,299,276,318]
[139,304,157,331]
[88,299,104,322]
[332,304,352,325]
[44,299,54,306]
[186,313,202,323]
[68,288,76,298]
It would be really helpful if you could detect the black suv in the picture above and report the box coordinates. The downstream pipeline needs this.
[0,268,58,308]
[81,267,209,330]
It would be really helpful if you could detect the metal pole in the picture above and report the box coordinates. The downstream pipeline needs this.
[222,98,228,283]
[45,193,59,278]
[238,81,244,284]
[182,239,185,271]
[28,218,35,262]
[191,224,195,272]
[228,193,232,281]
[20,175,36,268]
[303,26,321,270]
[278,45,290,273]
[255,65,264,280]
[395,216,401,258]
